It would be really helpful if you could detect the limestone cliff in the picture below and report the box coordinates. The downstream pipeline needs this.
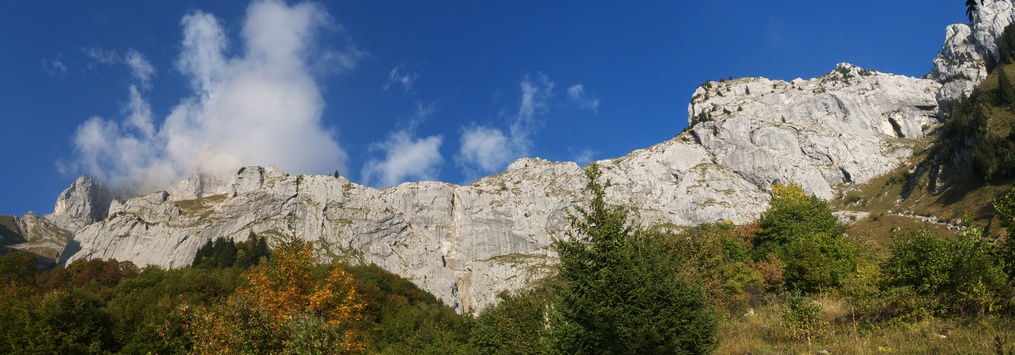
[929,0,1014,107]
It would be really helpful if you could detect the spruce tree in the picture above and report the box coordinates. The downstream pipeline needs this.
[545,164,717,354]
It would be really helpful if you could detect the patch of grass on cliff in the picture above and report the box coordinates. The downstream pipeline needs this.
[175,194,228,219]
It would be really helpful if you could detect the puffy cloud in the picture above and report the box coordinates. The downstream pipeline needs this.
[362,100,442,187]
[567,84,599,113]
[456,73,554,176]
[458,126,512,173]
[66,0,358,194]
[362,131,443,187]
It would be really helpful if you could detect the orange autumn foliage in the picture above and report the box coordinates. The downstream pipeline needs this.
[189,238,365,354]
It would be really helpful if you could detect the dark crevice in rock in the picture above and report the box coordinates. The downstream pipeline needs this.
[839,167,853,183]
[887,116,905,138]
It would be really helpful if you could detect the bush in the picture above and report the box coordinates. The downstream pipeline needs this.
[753,184,842,259]
[782,292,828,342]
[882,229,1009,317]
[472,285,553,354]
[781,232,861,293]
[752,183,856,293]
[0,251,37,285]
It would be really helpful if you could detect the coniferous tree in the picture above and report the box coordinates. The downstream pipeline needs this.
[545,164,717,354]
[192,240,214,268]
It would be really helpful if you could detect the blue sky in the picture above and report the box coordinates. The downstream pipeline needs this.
[0,1,965,216]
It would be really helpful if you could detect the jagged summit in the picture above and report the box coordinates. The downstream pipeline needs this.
[45,175,123,233]
[684,63,939,200]
[929,0,1014,106]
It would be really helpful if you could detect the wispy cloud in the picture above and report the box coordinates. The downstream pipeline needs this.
[456,73,554,177]
[79,47,157,89]
[63,0,360,194]
[384,65,418,92]
[573,148,595,166]
[42,57,67,76]
[567,84,599,113]
[82,47,119,65]
[125,50,155,89]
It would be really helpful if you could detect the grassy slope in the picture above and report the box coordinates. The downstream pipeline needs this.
[829,65,1015,244]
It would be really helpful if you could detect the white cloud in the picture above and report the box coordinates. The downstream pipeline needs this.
[362,99,443,187]
[80,47,156,88]
[66,0,359,194]
[42,58,67,75]
[456,73,554,176]
[362,131,443,187]
[82,47,119,65]
[458,126,512,173]
[573,148,595,166]
[567,84,599,113]
[384,66,418,92]
[125,50,155,89]
[123,85,155,137]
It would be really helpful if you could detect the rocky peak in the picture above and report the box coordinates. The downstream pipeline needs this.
[686,64,939,200]
[45,175,119,232]
[929,0,1015,106]
[168,168,241,201]
[1,212,72,262]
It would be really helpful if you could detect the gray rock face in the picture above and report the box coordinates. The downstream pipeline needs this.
[686,64,939,200]
[929,0,1015,106]
[1,212,72,262]
[63,162,582,313]
[45,175,121,233]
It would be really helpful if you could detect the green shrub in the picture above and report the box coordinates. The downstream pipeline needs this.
[781,232,861,293]
[782,292,828,342]
[751,183,856,293]
[471,285,554,354]
[882,229,1009,317]
[753,184,842,259]
[0,251,37,285]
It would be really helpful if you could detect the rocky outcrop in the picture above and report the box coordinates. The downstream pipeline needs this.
[685,64,939,200]
[45,175,122,233]
[929,0,1015,106]
[62,163,583,313]
[1,212,72,262]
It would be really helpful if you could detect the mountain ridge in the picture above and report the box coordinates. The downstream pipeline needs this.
[7,0,1015,314]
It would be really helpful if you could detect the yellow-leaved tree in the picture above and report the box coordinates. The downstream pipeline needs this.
[187,238,365,354]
